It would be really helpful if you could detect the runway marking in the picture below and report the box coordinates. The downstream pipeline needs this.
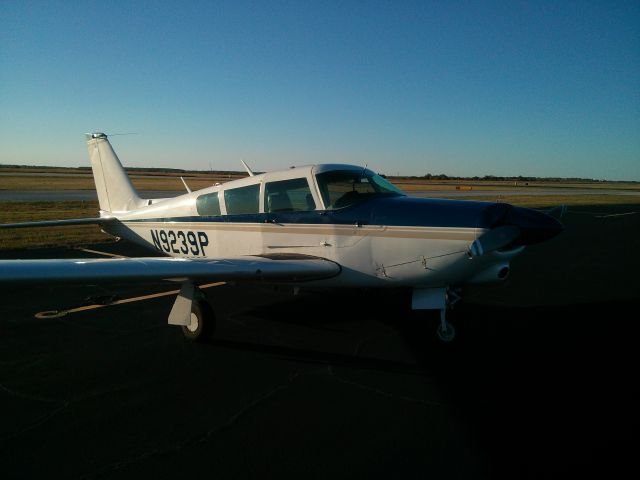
[34,282,226,319]
[595,211,637,218]
[74,247,128,258]
[567,210,638,218]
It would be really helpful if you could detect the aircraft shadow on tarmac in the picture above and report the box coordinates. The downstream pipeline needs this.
[204,290,638,477]
[207,286,636,362]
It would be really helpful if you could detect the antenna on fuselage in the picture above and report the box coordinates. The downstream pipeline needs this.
[241,159,255,177]
[358,163,368,183]
[180,177,192,193]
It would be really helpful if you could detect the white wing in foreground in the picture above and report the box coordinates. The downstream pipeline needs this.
[0,255,340,284]
[0,218,110,229]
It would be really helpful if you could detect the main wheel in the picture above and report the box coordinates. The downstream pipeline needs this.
[181,299,215,342]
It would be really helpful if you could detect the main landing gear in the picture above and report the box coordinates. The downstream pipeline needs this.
[168,282,216,342]
[181,297,215,342]
[412,287,460,343]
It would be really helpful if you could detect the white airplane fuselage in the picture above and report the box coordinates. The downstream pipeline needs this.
[94,152,556,290]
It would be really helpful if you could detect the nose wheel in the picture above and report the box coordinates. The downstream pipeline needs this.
[412,287,460,343]
[436,309,456,342]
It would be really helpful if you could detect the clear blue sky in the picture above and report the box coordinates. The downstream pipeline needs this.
[1,1,639,180]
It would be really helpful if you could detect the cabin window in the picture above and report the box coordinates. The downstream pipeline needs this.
[316,170,404,209]
[224,184,260,215]
[264,178,316,212]
[196,192,221,216]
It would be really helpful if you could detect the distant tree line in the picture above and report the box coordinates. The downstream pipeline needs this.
[0,164,246,176]
[380,173,631,183]
[0,164,635,183]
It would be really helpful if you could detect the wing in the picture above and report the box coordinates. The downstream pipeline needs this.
[0,254,340,285]
[0,217,111,229]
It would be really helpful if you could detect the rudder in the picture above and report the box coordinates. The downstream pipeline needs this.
[86,133,143,213]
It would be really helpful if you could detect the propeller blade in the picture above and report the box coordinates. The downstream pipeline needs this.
[469,225,520,257]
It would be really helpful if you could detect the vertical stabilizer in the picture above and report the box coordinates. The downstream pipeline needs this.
[86,133,143,213]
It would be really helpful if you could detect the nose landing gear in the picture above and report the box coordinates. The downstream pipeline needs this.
[436,309,456,342]
[412,287,460,342]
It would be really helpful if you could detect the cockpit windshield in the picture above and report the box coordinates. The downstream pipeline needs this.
[315,170,405,210]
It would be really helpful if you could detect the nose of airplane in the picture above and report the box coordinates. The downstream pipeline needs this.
[506,206,564,246]
[495,205,564,246]
[461,201,563,258]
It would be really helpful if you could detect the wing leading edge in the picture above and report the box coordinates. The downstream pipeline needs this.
[0,255,340,285]
[0,218,111,229]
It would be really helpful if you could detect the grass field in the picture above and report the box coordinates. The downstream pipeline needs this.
[1,166,638,249]
[392,178,640,192]
[0,201,110,249]
[0,173,244,191]
[2,165,638,192]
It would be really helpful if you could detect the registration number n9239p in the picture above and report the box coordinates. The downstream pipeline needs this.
[150,229,209,256]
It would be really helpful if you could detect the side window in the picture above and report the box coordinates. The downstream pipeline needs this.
[224,184,260,215]
[196,192,221,216]
[264,178,316,213]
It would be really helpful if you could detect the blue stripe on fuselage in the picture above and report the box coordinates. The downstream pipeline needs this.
[123,196,506,229]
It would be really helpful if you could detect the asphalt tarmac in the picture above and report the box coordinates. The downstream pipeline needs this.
[1,204,638,479]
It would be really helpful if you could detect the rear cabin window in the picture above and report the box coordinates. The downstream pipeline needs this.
[264,178,316,213]
[196,192,221,216]
[224,184,260,215]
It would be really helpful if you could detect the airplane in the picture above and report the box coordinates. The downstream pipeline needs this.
[0,133,563,342]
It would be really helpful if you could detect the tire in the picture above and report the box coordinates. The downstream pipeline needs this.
[436,322,456,342]
[181,299,215,342]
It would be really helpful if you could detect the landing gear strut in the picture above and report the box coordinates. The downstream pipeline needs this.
[412,287,460,342]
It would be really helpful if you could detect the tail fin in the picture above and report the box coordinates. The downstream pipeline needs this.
[86,133,143,214]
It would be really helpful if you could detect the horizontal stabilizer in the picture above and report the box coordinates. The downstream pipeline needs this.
[0,255,340,284]
[0,217,112,229]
